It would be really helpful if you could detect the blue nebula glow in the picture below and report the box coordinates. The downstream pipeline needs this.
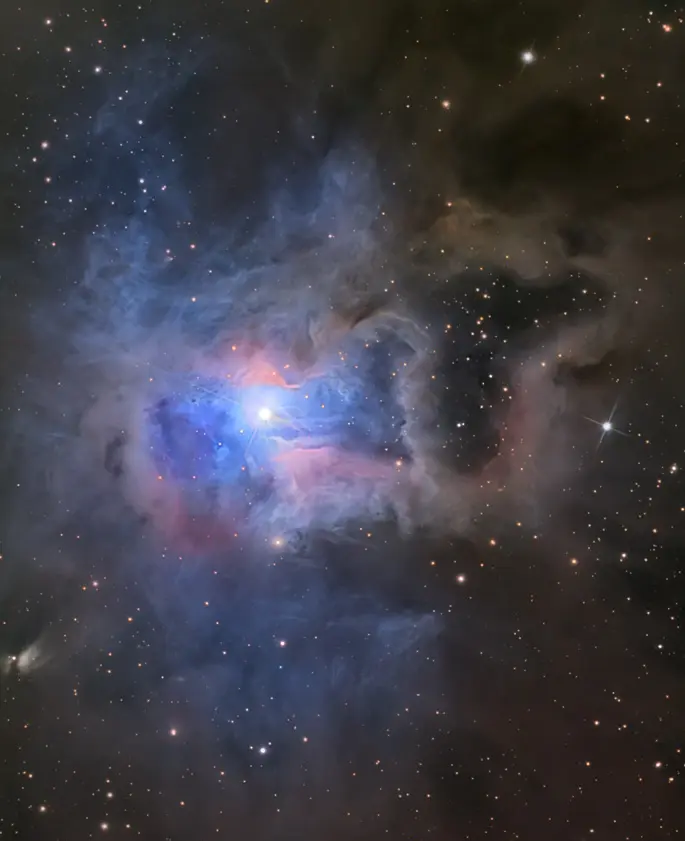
[147,340,411,513]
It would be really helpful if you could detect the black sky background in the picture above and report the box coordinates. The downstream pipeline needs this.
[1,1,685,840]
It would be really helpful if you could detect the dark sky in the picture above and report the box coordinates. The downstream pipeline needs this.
[1,2,684,840]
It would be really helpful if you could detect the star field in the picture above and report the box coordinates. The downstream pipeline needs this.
[1,2,685,840]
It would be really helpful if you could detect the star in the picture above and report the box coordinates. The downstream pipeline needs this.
[584,400,629,447]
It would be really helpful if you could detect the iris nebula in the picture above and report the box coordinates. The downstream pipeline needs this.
[3,4,683,838]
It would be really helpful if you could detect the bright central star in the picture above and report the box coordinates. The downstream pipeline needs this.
[257,406,273,422]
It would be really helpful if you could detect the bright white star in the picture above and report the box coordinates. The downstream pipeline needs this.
[583,400,629,448]
[257,406,273,422]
